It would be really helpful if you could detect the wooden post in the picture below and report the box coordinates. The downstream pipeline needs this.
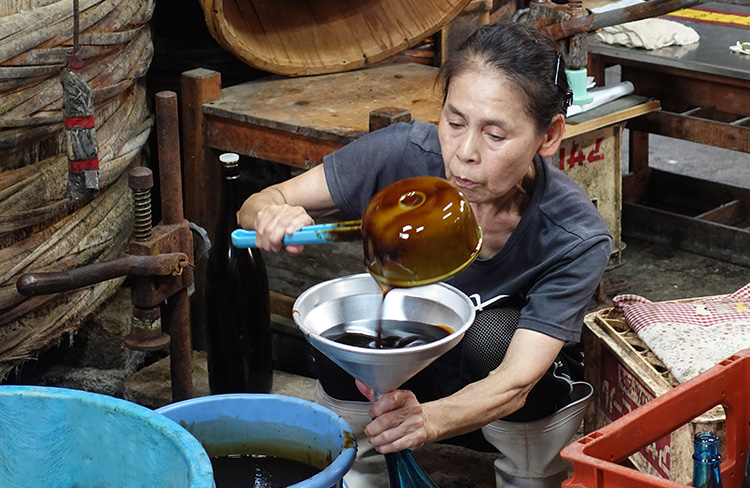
[622,129,652,203]
[587,52,607,88]
[181,68,222,241]
[181,68,222,354]
[369,107,412,132]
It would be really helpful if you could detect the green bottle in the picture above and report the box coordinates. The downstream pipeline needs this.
[692,431,723,488]
[386,450,440,487]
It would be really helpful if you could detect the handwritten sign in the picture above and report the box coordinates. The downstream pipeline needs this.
[559,137,606,170]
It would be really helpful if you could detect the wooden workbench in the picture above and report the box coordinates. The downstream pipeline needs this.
[587,1,750,266]
[182,62,655,238]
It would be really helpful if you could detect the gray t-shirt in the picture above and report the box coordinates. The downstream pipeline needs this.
[324,120,612,343]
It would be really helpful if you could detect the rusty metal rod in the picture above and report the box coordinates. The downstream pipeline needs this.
[155,91,185,226]
[163,288,193,401]
[16,253,189,296]
[541,0,703,41]
[154,89,194,402]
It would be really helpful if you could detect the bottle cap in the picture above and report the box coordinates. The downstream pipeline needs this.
[219,153,240,169]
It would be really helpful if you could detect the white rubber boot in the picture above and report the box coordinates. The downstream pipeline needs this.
[315,381,390,488]
[482,382,594,488]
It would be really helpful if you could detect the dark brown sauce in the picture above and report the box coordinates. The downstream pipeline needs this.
[376,285,392,348]
[321,319,452,349]
[316,220,363,243]
[211,453,320,488]
[361,176,482,288]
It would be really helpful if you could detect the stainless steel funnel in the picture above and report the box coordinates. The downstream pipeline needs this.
[293,274,475,393]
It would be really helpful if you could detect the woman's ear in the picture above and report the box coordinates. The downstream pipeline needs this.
[537,114,565,158]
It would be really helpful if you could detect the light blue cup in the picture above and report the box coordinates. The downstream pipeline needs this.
[0,385,214,487]
[157,394,356,488]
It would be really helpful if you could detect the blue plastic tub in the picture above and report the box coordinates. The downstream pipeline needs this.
[0,385,214,487]
[157,393,357,488]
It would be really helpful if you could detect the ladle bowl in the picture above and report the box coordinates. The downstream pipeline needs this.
[362,176,483,288]
[293,273,476,394]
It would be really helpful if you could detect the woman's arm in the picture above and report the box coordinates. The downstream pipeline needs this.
[359,328,564,453]
[236,164,339,253]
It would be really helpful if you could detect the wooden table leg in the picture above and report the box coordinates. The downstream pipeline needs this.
[622,128,651,203]
[181,68,222,241]
[181,69,222,354]
[587,52,606,88]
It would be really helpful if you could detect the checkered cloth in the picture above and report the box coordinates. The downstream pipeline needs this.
[613,283,750,383]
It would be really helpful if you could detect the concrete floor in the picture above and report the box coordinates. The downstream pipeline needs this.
[604,236,750,303]
[632,132,750,190]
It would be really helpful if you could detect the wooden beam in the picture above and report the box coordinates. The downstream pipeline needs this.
[620,64,750,117]
[623,201,750,267]
[205,115,346,170]
[181,68,222,241]
[564,99,661,139]
[628,110,750,154]
[270,290,295,319]
[369,107,412,132]
[695,200,746,226]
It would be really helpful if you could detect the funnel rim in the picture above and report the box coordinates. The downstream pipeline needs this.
[293,273,475,357]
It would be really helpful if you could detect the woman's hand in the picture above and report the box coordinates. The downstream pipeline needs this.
[235,165,338,254]
[236,187,315,254]
[252,200,314,254]
[352,330,566,453]
[356,380,437,454]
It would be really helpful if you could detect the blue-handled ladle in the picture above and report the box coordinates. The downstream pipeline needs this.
[231,177,483,289]
[232,220,363,248]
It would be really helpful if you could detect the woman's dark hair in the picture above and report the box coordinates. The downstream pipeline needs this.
[437,20,572,134]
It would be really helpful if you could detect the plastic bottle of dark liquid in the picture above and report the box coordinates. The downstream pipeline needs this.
[205,153,273,394]
[692,431,723,488]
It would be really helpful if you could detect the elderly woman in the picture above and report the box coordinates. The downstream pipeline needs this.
[238,20,611,488]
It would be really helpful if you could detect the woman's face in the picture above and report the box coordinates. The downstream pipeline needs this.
[438,66,549,206]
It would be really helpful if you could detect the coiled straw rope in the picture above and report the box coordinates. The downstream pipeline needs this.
[0,0,155,379]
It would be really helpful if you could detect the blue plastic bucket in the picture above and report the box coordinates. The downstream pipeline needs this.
[157,394,357,488]
[0,385,214,487]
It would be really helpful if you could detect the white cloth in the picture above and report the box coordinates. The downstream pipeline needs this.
[595,18,700,50]
[613,283,750,383]
[590,0,644,14]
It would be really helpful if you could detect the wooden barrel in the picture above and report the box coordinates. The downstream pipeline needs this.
[0,0,155,379]
[199,0,472,76]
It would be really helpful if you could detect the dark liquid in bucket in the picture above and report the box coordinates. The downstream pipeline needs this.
[322,319,452,349]
[211,453,320,488]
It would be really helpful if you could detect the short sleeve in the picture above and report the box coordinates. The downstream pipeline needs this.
[324,122,413,218]
[324,121,444,218]
[519,236,612,342]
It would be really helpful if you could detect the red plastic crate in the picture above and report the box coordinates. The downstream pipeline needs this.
[562,348,750,488]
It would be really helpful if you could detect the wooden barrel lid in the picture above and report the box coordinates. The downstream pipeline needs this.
[200,0,471,76]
